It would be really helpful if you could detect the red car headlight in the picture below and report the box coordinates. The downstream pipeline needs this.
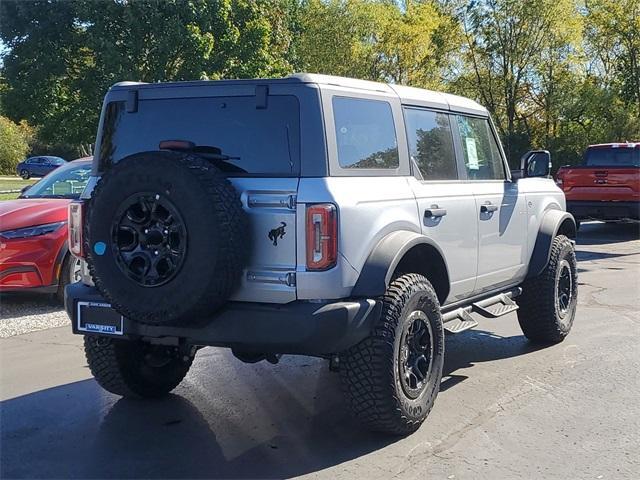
[0,221,66,240]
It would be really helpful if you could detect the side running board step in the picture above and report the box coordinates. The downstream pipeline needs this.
[441,287,522,334]
[473,293,519,318]
[443,309,478,334]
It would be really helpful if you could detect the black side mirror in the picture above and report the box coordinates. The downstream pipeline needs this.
[519,150,551,178]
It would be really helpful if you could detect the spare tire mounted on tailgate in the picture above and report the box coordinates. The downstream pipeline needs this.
[86,151,248,325]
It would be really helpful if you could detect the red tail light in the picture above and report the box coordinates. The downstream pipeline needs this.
[306,204,337,271]
[68,200,85,258]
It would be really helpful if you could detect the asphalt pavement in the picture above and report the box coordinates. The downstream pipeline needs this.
[1,222,638,479]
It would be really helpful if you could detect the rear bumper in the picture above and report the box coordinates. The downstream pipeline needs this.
[64,283,381,356]
[567,200,640,220]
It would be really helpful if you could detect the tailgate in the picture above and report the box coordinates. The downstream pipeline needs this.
[561,167,640,202]
[228,177,299,303]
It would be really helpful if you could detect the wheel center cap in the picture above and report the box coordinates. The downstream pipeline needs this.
[145,229,165,247]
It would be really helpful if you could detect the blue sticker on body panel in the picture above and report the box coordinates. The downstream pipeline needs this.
[93,242,106,255]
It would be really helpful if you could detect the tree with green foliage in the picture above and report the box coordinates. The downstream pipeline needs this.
[0,0,296,154]
[451,0,587,165]
[0,116,33,174]
[295,0,460,88]
[585,0,640,115]
[0,0,637,169]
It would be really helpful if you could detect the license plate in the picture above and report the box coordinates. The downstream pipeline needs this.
[77,301,124,335]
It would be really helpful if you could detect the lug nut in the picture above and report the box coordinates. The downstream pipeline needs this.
[154,250,159,255]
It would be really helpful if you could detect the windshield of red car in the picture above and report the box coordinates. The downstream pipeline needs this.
[21,162,92,199]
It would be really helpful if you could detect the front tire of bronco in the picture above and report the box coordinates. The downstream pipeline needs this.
[84,336,193,398]
[339,273,445,435]
[517,234,577,343]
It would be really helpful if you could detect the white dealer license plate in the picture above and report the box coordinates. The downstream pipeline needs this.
[77,301,124,335]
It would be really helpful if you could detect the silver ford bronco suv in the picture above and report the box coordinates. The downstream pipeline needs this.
[65,74,578,435]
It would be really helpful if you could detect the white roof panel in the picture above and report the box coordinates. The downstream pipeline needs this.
[292,74,488,116]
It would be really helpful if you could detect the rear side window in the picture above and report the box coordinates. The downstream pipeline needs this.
[456,115,505,180]
[585,147,640,167]
[99,95,300,176]
[404,108,457,180]
[333,97,399,169]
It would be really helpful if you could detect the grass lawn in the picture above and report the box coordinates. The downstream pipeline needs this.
[0,176,37,200]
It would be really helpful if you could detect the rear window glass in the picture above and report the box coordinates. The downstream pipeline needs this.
[585,147,640,167]
[333,97,399,169]
[99,95,300,175]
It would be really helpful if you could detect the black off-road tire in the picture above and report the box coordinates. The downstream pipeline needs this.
[84,336,193,398]
[55,255,72,304]
[85,151,248,326]
[517,235,577,343]
[340,273,445,435]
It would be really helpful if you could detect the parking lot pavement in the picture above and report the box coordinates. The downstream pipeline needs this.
[1,222,639,479]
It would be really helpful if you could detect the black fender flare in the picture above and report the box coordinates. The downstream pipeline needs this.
[526,209,577,278]
[351,230,450,298]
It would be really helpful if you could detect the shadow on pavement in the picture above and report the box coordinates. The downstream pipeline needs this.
[576,221,639,246]
[1,328,544,479]
[440,329,543,391]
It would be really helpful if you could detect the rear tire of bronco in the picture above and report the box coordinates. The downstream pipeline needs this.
[84,336,193,398]
[85,151,248,326]
[339,273,444,435]
[517,235,577,343]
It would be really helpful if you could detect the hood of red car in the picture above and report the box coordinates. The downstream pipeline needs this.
[0,198,71,232]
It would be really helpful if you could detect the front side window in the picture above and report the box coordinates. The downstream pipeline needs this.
[456,116,505,180]
[333,97,399,169]
[404,108,457,180]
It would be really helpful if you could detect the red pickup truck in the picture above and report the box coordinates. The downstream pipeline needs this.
[556,143,640,224]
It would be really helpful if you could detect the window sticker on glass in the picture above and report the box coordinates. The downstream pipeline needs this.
[465,137,479,170]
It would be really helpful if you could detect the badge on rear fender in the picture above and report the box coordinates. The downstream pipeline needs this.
[268,222,286,246]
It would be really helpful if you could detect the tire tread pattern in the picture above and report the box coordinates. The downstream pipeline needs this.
[84,336,191,398]
[517,234,577,343]
[85,152,248,325]
[339,273,443,435]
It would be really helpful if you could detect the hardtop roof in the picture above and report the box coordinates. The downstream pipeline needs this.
[110,73,488,116]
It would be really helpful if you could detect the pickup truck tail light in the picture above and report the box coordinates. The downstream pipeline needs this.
[306,204,337,271]
[68,200,85,258]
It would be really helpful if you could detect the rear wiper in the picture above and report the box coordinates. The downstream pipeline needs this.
[159,141,245,173]
[192,145,241,162]
[159,140,240,160]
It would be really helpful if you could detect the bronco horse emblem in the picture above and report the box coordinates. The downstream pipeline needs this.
[268,222,287,246]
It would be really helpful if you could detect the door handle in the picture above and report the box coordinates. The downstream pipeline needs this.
[424,206,447,218]
[480,202,499,213]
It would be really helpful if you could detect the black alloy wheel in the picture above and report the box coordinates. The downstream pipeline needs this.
[399,310,434,399]
[112,192,187,287]
[556,259,574,321]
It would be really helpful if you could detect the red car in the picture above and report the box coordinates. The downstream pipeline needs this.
[0,158,92,301]
[556,142,640,225]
